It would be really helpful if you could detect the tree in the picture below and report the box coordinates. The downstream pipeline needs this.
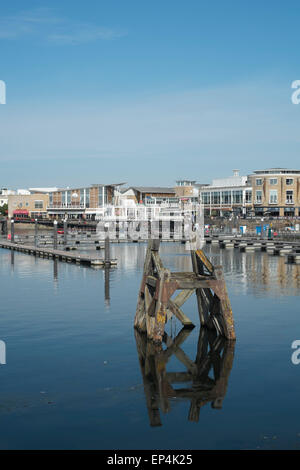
[0,203,8,217]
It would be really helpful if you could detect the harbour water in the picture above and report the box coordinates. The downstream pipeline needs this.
[0,241,300,449]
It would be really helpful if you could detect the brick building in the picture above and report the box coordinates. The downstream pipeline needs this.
[8,193,49,219]
[249,168,300,217]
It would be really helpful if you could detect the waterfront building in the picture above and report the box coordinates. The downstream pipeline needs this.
[47,184,124,220]
[248,168,300,217]
[8,193,49,219]
[199,170,252,217]
[29,187,59,194]
[119,186,178,206]
[175,180,201,204]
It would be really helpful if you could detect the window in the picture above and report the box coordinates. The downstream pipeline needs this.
[201,192,210,205]
[212,191,220,205]
[286,178,294,185]
[269,178,277,185]
[98,187,103,207]
[256,179,263,186]
[256,190,262,203]
[245,190,252,203]
[269,190,278,204]
[286,191,294,203]
[34,200,43,209]
[232,190,242,204]
[221,191,231,204]
[86,189,90,208]
[80,189,84,205]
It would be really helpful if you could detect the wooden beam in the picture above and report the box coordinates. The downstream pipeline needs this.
[151,269,170,343]
[191,251,210,326]
[195,249,214,274]
[151,251,164,277]
[212,266,236,340]
[134,241,153,332]
[167,299,194,327]
[172,289,195,308]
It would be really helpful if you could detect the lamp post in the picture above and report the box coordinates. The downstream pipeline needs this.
[53,220,58,249]
[34,219,38,247]
[104,222,110,265]
[64,218,68,245]
[11,218,14,243]
[260,217,264,240]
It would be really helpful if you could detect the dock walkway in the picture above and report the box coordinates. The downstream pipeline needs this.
[205,235,300,263]
[0,240,117,267]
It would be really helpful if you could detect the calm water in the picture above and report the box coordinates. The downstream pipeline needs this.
[0,239,300,450]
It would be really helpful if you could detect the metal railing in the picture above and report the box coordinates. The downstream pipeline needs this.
[47,204,86,209]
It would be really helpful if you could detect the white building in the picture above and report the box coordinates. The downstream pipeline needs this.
[200,170,252,216]
[0,188,15,207]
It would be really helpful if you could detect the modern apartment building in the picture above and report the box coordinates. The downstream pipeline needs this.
[47,184,124,219]
[248,168,300,217]
[199,170,252,216]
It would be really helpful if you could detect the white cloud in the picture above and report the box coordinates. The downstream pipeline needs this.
[48,27,125,45]
[0,7,126,44]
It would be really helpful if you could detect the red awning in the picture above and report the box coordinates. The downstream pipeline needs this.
[13,210,29,215]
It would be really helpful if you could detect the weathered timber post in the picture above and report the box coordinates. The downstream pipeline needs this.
[34,219,38,247]
[134,240,160,333]
[134,240,236,343]
[11,219,14,243]
[53,220,58,249]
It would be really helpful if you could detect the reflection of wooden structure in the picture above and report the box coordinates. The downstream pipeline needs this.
[135,327,235,426]
[134,240,235,343]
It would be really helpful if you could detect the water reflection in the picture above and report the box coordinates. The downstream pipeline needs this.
[104,267,110,306]
[3,242,300,299]
[112,243,300,297]
[10,250,14,271]
[53,259,58,291]
[135,327,235,427]
[204,245,300,296]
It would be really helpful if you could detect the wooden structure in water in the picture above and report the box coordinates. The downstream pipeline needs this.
[135,327,235,426]
[134,240,235,342]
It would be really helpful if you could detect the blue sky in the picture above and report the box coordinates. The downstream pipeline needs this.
[0,0,300,188]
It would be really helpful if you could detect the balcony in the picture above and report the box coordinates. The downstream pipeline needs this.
[47,203,86,213]
[48,203,86,209]
[285,200,294,204]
